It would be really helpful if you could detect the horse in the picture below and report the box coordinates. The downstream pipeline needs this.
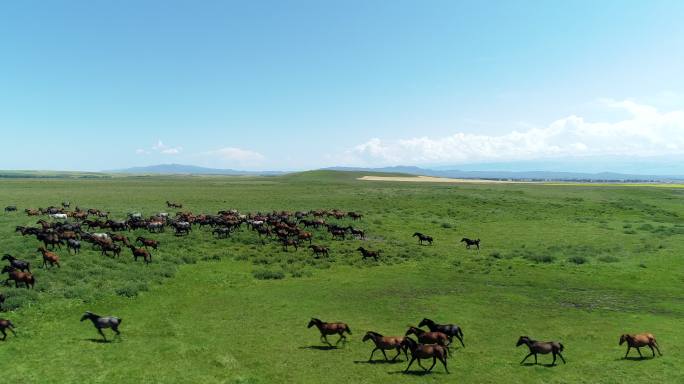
[357,247,381,261]
[172,221,191,236]
[4,206,17,213]
[418,318,464,347]
[0,319,16,340]
[37,247,60,268]
[620,333,662,359]
[460,238,480,250]
[1,254,31,272]
[362,331,409,362]
[101,242,121,258]
[405,326,450,348]
[516,336,566,365]
[308,245,329,258]
[2,266,35,289]
[307,318,351,346]
[347,226,365,239]
[413,232,433,245]
[401,337,449,374]
[67,239,81,254]
[80,311,122,341]
[135,236,159,249]
[127,245,151,264]
[212,227,231,238]
[348,212,363,220]
[281,238,300,252]
[49,213,68,221]
[330,229,346,240]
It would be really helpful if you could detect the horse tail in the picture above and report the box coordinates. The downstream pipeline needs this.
[457,327,464,339]
[558,343,564,352]
[345,325,352,334]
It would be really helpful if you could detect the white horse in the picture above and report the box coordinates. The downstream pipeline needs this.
[49,213,68,221]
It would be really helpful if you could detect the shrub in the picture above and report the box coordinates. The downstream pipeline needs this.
[598,255,619,263]
[441,222,453,229]
[525,254,555,263]
[252,269,285,280]
[567,256,588,265]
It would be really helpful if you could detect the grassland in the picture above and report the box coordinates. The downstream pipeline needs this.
[0,171,682,383]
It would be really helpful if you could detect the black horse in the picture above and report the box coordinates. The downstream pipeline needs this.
[4,206,17,213]
[418,318,465,347]
[460,238,480,250]
[80,311,122,341]
[1,254,31,273]
[413,232,433,245]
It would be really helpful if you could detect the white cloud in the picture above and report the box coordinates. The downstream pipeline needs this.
[136,140,182,155]
[347,100,684,165]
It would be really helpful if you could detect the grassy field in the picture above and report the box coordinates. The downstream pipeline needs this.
[0,171,682,383]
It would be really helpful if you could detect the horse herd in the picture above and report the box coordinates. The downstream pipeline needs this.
[308,317,663,373]
[1,202,664,374]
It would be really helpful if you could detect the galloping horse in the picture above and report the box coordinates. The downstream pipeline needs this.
[2,266,35,289]
[357,247,381,261]
[362,331,409,361]
[405,326,450,348]
[418,318,464,347]
[37,247,60,268]
[2,254,31,272]
[80,311,122,341]
[0,319,17,340]
[413,232,433,245]
[401,337,449,374]
[307,318,351,346]
[460,238,480,250]
[516,336,566,365]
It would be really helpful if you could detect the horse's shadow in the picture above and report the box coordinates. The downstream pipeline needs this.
[353,359,405,365]
[521,363,560,368]
[299,345,339,351]
[617,356,655,362]
[388,370,445,376]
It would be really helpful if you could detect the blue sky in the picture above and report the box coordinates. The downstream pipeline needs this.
[1,0,683,173]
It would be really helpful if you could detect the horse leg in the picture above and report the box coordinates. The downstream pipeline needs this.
[551,352,557,366]
[624,346,631,358]
[404,356,417,373]
[636,347,643,358]
[0,329,6,340]
[533,353,538,364]
[368,347,378,361]
[652,342,662,356]
[417,358,427,371]
[558,352,566,364]
[392,348,401,361]
[428,356,437,372]
[113,326,120,336]
[321,335,332,347]
[440,356,449,373]
[98,328,107,341]
[520,352,533,365]
[381,349,389,361]
[648,345,655,357]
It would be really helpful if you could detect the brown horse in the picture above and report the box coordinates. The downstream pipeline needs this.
[413,232,433,245]
[308,245,329,258]
[135,236,159,250]
[128,245,151,264]
[516,336,566,365]
[2,266,35,289]
[307,318,351,346]
[37,247,60,268]
[357,247,381,261]
[620,333,662,359]
[362,331,408,361]
[402,337,449,374]
[405,326,450,348]
[0,319,16,340]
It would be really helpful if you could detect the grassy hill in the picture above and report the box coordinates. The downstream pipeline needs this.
[0,172,682,383]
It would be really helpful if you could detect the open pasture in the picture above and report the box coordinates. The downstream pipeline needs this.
[0,171,682,383]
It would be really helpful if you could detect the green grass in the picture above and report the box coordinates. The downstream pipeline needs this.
[0,171,682,383]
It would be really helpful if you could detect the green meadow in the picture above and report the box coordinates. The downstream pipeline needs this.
[0,171,682,383]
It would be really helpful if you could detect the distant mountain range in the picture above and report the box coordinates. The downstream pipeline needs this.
[108,164,285,176]
[106,163,684,182]
[323,166,684,182]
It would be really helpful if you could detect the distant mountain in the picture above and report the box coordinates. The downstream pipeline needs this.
[108,164,285,176]
[324,166,684,182]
